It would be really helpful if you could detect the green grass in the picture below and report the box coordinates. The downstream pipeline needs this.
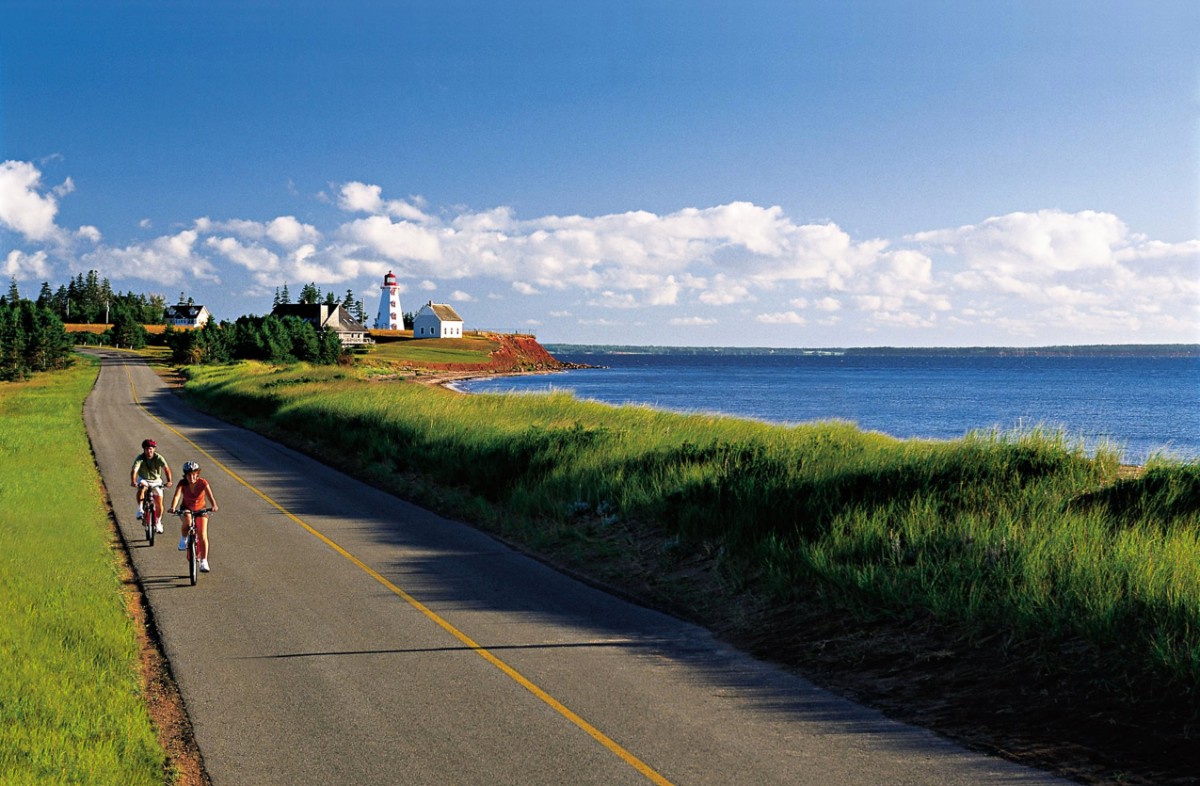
[0,359,166,785]
[180,361,1200,705]
[364,336,498,366]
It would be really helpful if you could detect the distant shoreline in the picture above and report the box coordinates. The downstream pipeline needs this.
[544,343,1200,358]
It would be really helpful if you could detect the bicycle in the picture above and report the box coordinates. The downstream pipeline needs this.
[171,508,213,586]
[138,479,165,546]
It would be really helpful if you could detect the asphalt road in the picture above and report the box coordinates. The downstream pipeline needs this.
[83,351,1070,785]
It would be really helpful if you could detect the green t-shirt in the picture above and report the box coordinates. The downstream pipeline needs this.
[132,453,169,483]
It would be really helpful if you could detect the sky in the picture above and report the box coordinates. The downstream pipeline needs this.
[1,0,1197,348]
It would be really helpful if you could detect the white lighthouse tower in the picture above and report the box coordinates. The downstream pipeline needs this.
[374,270,403,330]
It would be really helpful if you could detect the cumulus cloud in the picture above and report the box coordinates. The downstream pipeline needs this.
[756,311,806,325]
[0,160,63,242]
[82,229,221,285]
[5,249,52,279]
[2,163,1195,343]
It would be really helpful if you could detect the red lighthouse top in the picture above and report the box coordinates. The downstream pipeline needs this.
[382,270,396,287]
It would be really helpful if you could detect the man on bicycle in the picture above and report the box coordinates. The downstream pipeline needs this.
[170,461,219,572]
[131,438,172,533]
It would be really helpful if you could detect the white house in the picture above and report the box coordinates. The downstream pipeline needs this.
[163,304,211,328]
[412,302,464,339]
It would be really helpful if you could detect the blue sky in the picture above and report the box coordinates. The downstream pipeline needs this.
[1,0,1197,347]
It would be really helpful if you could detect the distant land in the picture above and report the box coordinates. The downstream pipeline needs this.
[543,344,1200,358]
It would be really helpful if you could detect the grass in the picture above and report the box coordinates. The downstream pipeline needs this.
[0,358,166,785]
[362,335,499,366]
[179,361,1200,706]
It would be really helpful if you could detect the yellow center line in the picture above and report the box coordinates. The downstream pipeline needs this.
[122,363,675,786]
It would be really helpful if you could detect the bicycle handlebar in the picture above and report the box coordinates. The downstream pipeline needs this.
[169,508,214,516]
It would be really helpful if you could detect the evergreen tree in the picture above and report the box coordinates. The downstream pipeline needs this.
[299,282,321,304]
[7,277,20,303]
[318,326,344,364]
[280,283,291,304]
[108,304,148,349]
[323,290,339,307]
[36,282,53,309]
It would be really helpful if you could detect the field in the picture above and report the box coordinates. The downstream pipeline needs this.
[0,359,166,785]
[176,359,1200,783]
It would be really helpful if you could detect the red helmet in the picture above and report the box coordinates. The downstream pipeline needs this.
[142,439,157,449]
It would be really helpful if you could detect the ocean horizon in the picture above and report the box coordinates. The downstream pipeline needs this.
[458,345,1200,465]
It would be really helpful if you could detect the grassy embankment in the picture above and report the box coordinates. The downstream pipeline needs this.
[178,359,1200,711]
[0,359,165,785]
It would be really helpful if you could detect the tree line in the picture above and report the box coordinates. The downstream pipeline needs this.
[0,287,73,381]
[164,316,344,366]
[2,273,381,379]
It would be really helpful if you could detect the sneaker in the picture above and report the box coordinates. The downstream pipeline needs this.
[178,536,188,551]
[155,522,164,534]
[136,508,143,520]
[199,559,210,572]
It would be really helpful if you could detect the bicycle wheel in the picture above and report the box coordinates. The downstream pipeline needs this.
[188,534,198,586]
[147,504,156,546]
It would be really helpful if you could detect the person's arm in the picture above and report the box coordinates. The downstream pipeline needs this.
[131,457,141,487]
[169,486,183,513]
[163,460,172,486]
[205,485,218,513]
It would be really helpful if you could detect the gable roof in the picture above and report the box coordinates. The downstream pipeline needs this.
[271,303,367,333]
[164,304,209,318]
[419,303,463,323]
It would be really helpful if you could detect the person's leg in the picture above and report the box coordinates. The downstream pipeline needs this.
[196,516,209,560]
[179,511,192,550]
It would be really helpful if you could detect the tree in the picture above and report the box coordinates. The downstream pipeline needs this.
[36,282,53,309]
[108,304,148,349]
[0,300,72,380]
[280,283,291,304]
[298,282,321,305]
[323,290,339,307]
[7,277,20,303]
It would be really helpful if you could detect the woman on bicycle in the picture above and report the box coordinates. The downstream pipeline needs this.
[170,461,219,572]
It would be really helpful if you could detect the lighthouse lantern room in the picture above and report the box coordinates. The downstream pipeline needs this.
[374,270,403,330]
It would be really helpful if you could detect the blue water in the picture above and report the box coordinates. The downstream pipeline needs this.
[457,352,1200,465]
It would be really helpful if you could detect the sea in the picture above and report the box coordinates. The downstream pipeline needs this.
[454,348,1200,465]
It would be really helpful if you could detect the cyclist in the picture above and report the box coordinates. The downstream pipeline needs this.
[131,439,172,533]
[170,461,219,572]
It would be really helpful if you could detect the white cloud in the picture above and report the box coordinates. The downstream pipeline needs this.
[82,229,221,285]
[909,209,1128,274]
[755,311,806,325]
[449,290,474,301]
[339,215,442,266]
[338,181,432,222]
[0,160,63,242]
[267,216,321,247]
[4,249,51,280]
[3,163,1195,344]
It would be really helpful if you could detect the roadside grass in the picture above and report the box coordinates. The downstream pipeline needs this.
[0,359,165,785]
[179,360,1200,706]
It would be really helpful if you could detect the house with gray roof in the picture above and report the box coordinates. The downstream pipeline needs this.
[270,303,373,347]
[413,302,464,339]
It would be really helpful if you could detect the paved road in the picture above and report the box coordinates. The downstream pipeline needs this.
[84,351,1069,785]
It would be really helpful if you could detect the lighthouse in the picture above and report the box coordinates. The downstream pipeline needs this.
[374,270,403,330]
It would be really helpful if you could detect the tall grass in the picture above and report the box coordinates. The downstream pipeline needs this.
[0,359,165,785]
[182,361,1200,701]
